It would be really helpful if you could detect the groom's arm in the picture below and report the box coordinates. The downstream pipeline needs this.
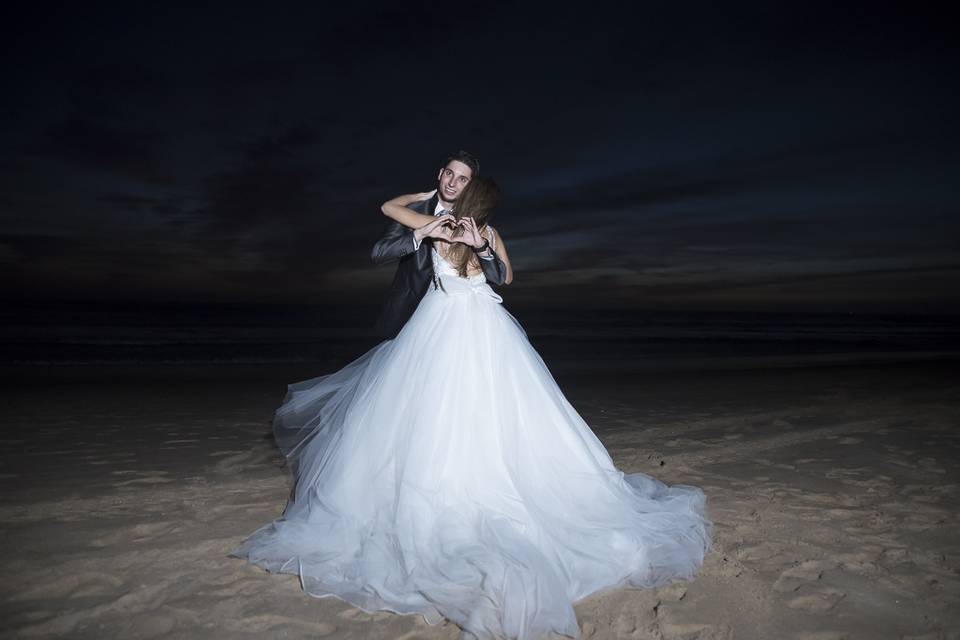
[475,225,511,286]
[371,199,431,264]
[477,249,508,285]
[371,220,418,264]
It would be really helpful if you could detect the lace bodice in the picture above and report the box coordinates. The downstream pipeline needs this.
[430,226,496,283]
[430,247,486,282]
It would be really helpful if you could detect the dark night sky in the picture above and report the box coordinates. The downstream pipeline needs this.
[2,3,958,315]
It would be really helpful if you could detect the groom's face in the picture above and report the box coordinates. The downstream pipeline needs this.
[437,160,473,204]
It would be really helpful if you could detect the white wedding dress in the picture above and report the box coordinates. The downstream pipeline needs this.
[231,240,711,639]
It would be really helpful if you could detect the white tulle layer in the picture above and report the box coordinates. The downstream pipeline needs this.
[231,273,711,640]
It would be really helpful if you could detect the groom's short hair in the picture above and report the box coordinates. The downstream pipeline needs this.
[445,150,480,177]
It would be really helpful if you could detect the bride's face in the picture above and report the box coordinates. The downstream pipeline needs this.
[437,160,473,204]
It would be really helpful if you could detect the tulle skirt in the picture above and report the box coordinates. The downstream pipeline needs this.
[230,274,711,639]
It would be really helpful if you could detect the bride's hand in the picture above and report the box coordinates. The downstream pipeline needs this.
[454,217,486,249]
[413,189,437,202]
[391,189,437,208]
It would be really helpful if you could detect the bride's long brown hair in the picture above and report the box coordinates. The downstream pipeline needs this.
[445,176,500,277]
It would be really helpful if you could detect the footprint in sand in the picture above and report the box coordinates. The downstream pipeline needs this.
[773,560,832,593]
[775,560,848,613]
[703,550,746,578]
[879,547,909,563]
[786,587,846,613]
[735,542,788,563]
[90,521,178,547]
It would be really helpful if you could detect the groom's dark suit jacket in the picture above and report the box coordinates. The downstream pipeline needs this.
[371,195,509,338]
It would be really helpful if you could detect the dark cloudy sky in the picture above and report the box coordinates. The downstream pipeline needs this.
[2,3,957,314]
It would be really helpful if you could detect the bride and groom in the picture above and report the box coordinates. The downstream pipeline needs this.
[370,150,510,338]
[231,151,711,640]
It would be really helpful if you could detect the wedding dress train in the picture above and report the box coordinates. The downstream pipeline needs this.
[231,244,711,639]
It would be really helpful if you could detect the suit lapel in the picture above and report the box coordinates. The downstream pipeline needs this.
[419,194,439,249]
[424,195,438,217]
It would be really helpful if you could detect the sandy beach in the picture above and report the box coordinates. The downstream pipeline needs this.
[1,359,958,639]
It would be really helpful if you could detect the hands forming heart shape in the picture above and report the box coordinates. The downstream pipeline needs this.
[424,214,485,248]
[435,217,467,241]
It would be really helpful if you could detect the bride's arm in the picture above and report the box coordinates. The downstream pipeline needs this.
[381,191,438,229]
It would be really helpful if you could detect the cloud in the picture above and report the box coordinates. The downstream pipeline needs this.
[1,2,955,312]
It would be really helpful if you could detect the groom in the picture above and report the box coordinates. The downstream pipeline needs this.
[371,150,509,338]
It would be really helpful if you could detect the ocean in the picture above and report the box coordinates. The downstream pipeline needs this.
[3,302,958,372]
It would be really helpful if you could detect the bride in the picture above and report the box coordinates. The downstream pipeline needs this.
[230,177,712,640]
